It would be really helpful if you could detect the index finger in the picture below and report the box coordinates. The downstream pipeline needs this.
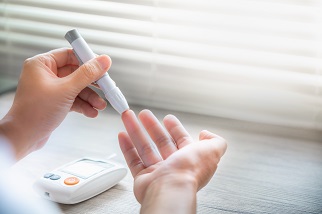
[47,48,79,68]
[122,110,162,167]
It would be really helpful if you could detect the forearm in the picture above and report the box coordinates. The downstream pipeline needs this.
[0,111,37,160]
[0,114,22,159]
[140,175,198,214]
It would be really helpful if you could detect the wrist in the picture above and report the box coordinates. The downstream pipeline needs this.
[141,174,198,214]
[0,113,27,160]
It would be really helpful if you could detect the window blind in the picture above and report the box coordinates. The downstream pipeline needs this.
[1,0,321,130]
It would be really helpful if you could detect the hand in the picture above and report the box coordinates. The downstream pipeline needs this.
[119,109,227,213]
[0,48,111,160]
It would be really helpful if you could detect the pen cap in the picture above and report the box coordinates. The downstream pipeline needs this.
[65,29,81,44]
[65,29,96,63]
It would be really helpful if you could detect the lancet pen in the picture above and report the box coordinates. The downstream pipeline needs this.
[65,29,129,114]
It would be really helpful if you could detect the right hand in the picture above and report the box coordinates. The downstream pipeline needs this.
[0,48,111,160]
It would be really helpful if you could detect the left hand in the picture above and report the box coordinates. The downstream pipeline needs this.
[0,48,111,160]
[119,109,227,204]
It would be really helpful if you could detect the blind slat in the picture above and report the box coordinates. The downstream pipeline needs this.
[1,0,321,130]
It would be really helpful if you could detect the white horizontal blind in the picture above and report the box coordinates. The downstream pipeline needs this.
[0,0,322,130]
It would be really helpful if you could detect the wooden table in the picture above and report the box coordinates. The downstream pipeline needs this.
[1,92,321,213]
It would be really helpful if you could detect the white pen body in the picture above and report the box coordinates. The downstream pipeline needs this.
[66,30,129,114]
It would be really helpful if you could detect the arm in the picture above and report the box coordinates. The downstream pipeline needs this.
[0,48,111,160]
[119,109,227,214]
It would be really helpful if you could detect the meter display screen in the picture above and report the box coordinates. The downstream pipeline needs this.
[61,159,114,179]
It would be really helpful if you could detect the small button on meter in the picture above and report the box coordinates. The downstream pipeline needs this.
[64,177,80,185]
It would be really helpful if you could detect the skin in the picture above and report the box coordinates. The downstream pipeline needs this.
[0,48,227,213]
[119,109,227,214]
[0,48,111,160]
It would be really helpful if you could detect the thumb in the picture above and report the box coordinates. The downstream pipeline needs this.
[66,55,112,93]
[199,130,227,158]
[199,130,220,141]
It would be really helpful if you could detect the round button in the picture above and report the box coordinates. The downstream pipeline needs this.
[50,175,61,180]
[64,177,80,185]
[44,173,54,178]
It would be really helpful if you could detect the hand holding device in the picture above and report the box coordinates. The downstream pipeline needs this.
[65,29,129,114]
[0,48,110,160]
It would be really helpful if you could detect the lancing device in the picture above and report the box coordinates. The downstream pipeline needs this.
[65,29,129,114]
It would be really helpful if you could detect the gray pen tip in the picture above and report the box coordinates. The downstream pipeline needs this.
[65,29,81,44]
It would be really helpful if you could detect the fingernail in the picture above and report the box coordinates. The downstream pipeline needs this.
[140,109,152,116]
[97,55,111,70]
[97,97,107,108]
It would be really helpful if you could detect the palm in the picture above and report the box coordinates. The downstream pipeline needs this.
[119,110,226,203]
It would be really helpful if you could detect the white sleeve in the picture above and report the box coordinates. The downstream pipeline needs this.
[0,137,60,214]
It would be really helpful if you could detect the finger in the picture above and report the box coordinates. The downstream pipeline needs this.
[186,134,227,190]
[199,130,227,158]
[65,55,111,94]
[57,66,102,89]
[138,110,177,159]
[28,48,79,76]
[199,130,225,141]
[118,132,145,177]
[163,114,193,149]
[78,87,107,110]
[57,65,79,78]
[71,97,99,118]
[56,64,101,88]
[47,48,79,68]
[122,110,162,167]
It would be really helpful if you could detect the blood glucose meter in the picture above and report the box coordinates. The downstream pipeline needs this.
[33,157,127,204]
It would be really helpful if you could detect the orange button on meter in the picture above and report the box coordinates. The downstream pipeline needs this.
[64,177,80,185]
